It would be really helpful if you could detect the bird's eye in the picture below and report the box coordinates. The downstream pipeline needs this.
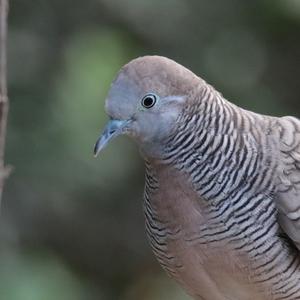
[141,94,157,109]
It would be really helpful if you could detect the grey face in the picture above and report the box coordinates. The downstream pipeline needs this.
[93,56,197,158]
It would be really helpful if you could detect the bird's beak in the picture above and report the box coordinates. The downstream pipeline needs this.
[93,119,130,157]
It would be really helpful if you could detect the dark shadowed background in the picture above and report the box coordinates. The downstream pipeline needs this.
[1,0,300,299]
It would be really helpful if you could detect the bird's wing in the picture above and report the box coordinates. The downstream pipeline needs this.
[276,116,300,249]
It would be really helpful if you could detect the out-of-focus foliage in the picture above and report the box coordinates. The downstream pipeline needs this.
[0,252,99,300]
[1,0,300,299]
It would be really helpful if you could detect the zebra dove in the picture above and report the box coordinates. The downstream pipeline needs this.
[94,56,300,300]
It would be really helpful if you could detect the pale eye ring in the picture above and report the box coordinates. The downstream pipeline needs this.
[141,93,157,109]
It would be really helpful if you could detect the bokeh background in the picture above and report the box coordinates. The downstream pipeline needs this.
[1,0,300,299]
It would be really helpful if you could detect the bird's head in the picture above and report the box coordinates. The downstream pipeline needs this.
[94,56,200,158]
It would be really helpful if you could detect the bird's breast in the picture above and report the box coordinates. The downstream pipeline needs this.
[143,165,290,300]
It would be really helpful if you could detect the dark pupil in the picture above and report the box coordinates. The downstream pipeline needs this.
[143,96,154,107]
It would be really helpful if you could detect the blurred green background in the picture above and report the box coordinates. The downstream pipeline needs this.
[1,0,300,299]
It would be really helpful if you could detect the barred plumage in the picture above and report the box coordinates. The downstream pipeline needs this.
[95,56,300,300]
[143,81,300,299]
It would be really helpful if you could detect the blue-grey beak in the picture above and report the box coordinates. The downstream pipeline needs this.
[94,119,130,157]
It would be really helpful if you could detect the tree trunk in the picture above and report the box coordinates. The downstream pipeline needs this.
[0,0,10,206]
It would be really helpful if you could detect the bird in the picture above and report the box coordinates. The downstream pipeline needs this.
[93,56,300,300]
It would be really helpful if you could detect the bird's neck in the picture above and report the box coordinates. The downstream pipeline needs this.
[144,83,271,202]
[161,84,243,161]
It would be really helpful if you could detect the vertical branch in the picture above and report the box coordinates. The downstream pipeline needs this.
[0,0,9,205]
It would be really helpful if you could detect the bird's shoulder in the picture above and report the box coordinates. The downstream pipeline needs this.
[275,115,300,189]
[272,115,300,249]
